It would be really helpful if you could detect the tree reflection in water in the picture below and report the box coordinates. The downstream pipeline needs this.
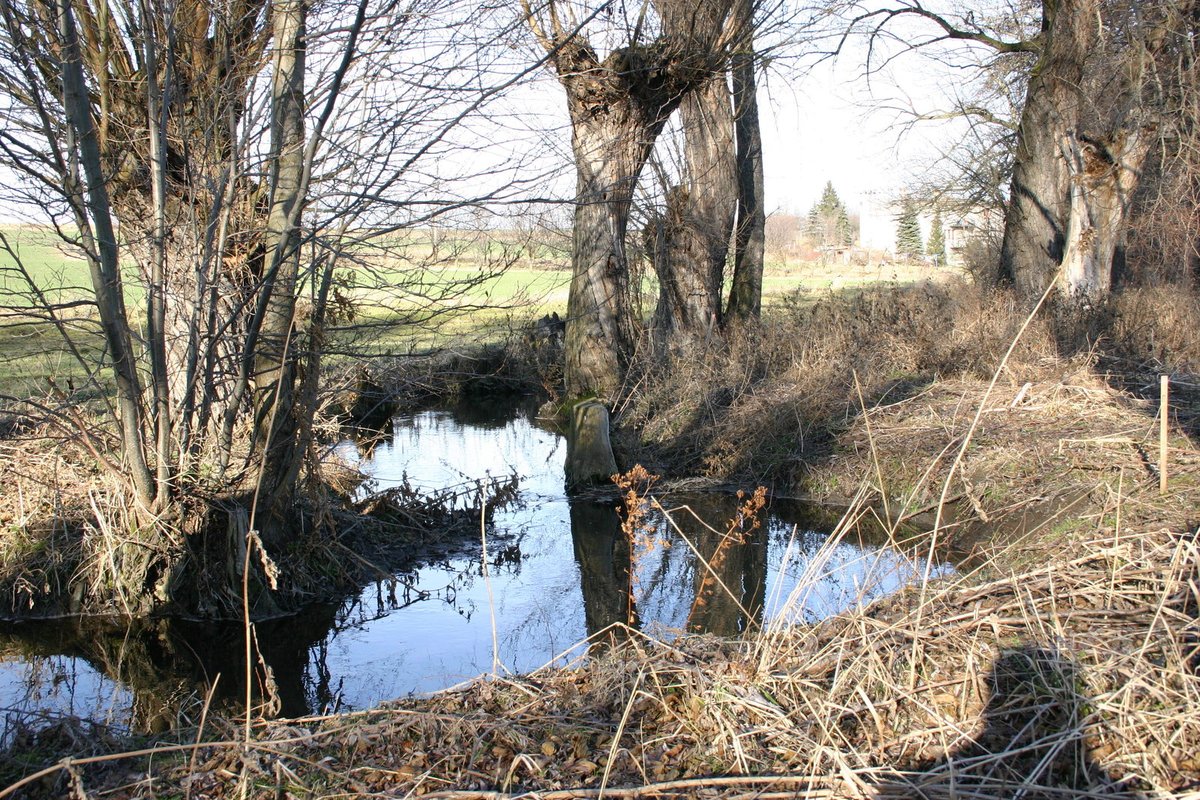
[570,492,772,643]
[0,404,949,731]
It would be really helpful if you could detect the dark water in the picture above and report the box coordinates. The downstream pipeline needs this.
[0,398,949,735]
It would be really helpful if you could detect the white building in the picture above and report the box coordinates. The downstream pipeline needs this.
[856,191,1002,265]
[857,191,896,252]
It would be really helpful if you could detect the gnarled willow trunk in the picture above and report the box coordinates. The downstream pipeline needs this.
[525,0,729,397]
[650,72,736,352]
[1059,128,1154,297]
[649,0,736,353]
[552,39,706,397]
[998,0,1094,300]
[999,0,1193,301]
[0,0,323,616]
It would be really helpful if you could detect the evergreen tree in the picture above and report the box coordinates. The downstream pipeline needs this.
[928,209,947,265]
[806,181,855,249]
[896,197,924,260]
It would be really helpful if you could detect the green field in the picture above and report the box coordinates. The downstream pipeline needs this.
[0,226,92,303]
[0,224,964,393]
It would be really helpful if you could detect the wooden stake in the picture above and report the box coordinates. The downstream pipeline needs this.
[1160,375,1169,495]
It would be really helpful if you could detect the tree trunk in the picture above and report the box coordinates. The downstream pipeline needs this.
[549,38,703,398]
[649,0,737,352]
[725,0,764,325]
[999,0,1096,300]
[139,0,173,504]
[1059,128,1154,296]
[56,0,156,505]
[651,74,736,352]
[565,115,652,399]
[252,0,307,540]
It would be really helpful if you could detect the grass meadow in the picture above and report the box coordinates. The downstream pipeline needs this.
[0,223,964,396]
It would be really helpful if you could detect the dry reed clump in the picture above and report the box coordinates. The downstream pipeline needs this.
[1050,286,1200,430]
[0,417,371,619]
[621,280,1061,484]
[0,431,156,616]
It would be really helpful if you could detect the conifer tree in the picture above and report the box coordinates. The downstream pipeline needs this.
[896,197,924,260]
[928,209,947,265]
[806,181,854,249]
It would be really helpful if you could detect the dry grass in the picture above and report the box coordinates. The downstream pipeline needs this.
[6,481,1194,798]
[2,280,1198,798]
[619,280,1200,495]
[619,279,1062,486]
[0,423,379,619]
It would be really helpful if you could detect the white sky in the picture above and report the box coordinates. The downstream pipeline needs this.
[759,66,909,216]
[0,5,967,229]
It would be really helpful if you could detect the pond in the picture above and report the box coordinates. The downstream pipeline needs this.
[0,397,950,736]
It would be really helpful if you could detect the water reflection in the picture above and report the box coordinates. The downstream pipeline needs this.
[0,399,950,731]
[570,500,633,641]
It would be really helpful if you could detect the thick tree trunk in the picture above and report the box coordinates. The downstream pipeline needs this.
[725,0,764,325]
[649,0,737,351]
[651,74,736,352]
[526,0,731,397]
[1059,128,1154,296]
[565,115,657,398]
[548,39,702,398]
[999,0,1096,300]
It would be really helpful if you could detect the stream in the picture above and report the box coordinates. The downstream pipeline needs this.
[0,397,950,737]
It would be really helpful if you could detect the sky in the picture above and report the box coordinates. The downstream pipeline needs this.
[754,30,977,220]
[759,70,908,217]
[0,3,969,229]
[489,14,966,225]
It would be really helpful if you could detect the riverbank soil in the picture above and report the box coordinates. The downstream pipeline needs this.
[2,281,1199,798]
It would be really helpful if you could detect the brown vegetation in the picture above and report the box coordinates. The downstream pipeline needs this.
[619,279,1200,492]
[2,279,1197,798]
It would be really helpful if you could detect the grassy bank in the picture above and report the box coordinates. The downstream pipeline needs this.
[1,279,1197,797]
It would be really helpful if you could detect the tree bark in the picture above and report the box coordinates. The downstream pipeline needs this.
[998,0,1096,300]
[649,0,736,352]
[998,0,1195,300]
[725,0,764,326]
[565,104,656,399]
[138,0,173,504]
[541,33,710,398]
[651,73,736,351]
[55,0,155,505]
[1058,128,1154,297]
[252,0,307,539]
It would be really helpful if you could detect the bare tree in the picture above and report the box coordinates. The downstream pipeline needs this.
[646,0,768,345]
[844,0,1199,300]
[0,0,543,615]
[522,0,734,397]
[648,0,737,351]
[726,0,766,325]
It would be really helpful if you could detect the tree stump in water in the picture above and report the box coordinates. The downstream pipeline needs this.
[565,400,619,490]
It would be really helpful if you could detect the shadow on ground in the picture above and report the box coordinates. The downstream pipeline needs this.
[878,646,1143,799]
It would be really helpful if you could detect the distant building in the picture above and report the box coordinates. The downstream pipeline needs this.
[856,191,1003,265]
[944,208,1004,267]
